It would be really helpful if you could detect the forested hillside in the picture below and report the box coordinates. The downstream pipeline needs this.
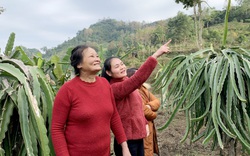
[28,1,248,70]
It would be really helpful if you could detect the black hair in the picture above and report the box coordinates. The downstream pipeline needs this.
[101,56,119,82]
[70,45,89,75]
[126,68,138,78]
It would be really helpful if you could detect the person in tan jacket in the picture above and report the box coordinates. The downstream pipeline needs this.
[127,68,160,156]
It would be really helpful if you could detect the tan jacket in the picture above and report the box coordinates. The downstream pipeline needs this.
[138,84,160,156]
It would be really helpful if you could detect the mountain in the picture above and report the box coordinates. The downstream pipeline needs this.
[38,4,250,59]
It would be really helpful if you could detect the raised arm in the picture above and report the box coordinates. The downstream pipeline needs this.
[111,56,157,100]
[111,40,171,100]
[152,39,171,59]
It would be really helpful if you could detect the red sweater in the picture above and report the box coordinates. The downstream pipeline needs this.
[110,56,157,140]
[51,76,127,156]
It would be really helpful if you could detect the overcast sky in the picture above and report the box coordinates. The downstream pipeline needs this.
[0,0,236,52]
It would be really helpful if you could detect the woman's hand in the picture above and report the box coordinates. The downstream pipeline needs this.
[152,39,171,59]
[146,104,152,110]
[146,124,150,137]
[121,141,131,156]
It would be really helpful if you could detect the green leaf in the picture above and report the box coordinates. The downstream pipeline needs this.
[0,63,27,84]
[223,50,247,102]
[158,61,205,130]
[29,122,38,156]
[202,128,215,145]
[191,84,211,121]
[0,148,5,156]
[180,110,190,143]
[216,95,236,138]
[4,33,15,57]
[222,0,231,47]
[226,77,250,150]
[1,58,31,81]
[28,66,41,107]
[50,55,63,80]
[153,55,186,89]
[180,86,206,111]
[11,46,34,66]
[0,97,14,145]
[23,83,50,156]
[210,59,223,149]
[17,86,34,156]
[36,68,55,125]
[217,58,229,93]
[0,62,50,155]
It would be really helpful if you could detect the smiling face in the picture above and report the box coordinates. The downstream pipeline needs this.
[77,47,101,74]
[106,58,127,79]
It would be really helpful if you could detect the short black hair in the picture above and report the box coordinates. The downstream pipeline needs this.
[70,45,89,75]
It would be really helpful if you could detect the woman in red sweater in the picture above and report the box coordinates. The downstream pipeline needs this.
[101,40,171,156]
[51,45,131,156]
[127,68,161,156]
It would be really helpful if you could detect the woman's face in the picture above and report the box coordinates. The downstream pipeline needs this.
[108,58,127,79]
[77,47,101,74]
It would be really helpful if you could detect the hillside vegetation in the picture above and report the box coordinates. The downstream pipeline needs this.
[17,2,249,84]
[37,3,250,62]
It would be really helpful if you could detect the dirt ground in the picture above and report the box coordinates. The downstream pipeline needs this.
[154,109,247,156]
[154,109,220,156]
[111,107,247,156]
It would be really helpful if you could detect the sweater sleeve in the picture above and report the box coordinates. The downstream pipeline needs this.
[111,56,157,100]
[110,88,127,144]
[139,86,160,121]
[51,84,71,156]
[147,92,160,111]
[144,105,157,121]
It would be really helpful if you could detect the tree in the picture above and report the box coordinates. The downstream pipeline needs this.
[175,0,205,49]
[40,46,48,54]
[151,22,168,46]
[202,29,222,46]
[202,7,217,28]
[237,0,250,22]
[167,12,195,47]
[0,7,4,14]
